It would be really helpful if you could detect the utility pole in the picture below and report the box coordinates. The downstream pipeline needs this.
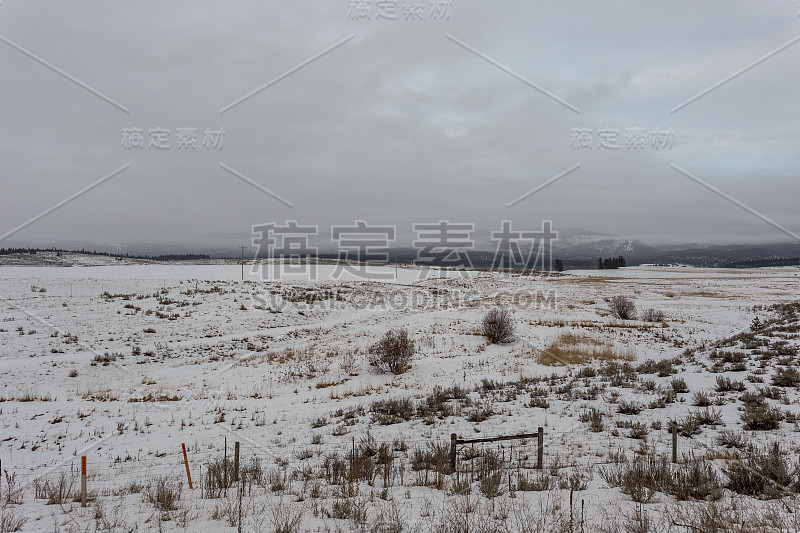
[239,245,247,281]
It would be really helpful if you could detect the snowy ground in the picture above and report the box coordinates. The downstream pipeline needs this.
[1,263,800,532]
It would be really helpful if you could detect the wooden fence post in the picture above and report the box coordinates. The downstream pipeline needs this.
[234,441,240,481]
[182,443,193,489]
[672,423,678,463]
[80,456,87,507]
[450,434,457,471]
[237,476,244,533]
[569,489,574,532]
[537,427,544,469]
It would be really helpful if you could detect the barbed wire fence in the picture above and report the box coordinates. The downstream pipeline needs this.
[2,420,770,509]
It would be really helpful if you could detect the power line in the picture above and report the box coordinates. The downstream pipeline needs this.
[239,245,247,281]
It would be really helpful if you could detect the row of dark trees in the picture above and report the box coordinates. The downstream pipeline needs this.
[0,247,42,255]
[598,256,626,269]
[0,247,209,261]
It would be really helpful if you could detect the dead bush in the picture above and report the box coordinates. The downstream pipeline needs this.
[411,443,452,489]
[34,470,77,505]
[481,308,515,344]
[370,397,415,425]
[741,399,783,431]
[724,442,798,499]
[436,494,502,533]
[478,472,505,499]
[671,377,689,393]
[2,471,22,505]
[716,376,746,393]
[716,429,748,449]
[516,471,553,492]
[637,358,679,377]
[269,497,304,533]
[0,506,27,533]
[608,296,636,320]
[202,455,236,498]
[772,366,800,387]
[641,308,665,322]
[692,391,712,407]
[580,407,604,432]
[146,475,182,511]
[617,400,642,415]
[601,454,722,503]
[369,328,415,375]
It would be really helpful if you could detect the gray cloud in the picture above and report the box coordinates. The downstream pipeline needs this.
[1,0,798,252]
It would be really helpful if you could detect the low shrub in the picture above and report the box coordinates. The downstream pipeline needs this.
[724,442,798,499]
[481,308,515,344]
[641,308,665,322]
[608,296,636,320]
[370,397,415,425]
[601,455,722,503]
[671,377,689,393]
[146,475,182,511]
[580,408,604,432]
[369,328,415,375]
[741,402,784,431]
[716,376,746,393]
[618,400,642,415]
[772,366,800,388]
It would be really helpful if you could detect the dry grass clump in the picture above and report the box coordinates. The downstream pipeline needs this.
[537,332,636,366]
[600,454,723,503]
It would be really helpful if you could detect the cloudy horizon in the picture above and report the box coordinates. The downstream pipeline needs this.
[2,1,799,254]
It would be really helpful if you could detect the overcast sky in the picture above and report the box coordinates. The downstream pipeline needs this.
[1,0,799,252]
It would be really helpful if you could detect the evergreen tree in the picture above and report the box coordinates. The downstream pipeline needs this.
[555,259,564,272]
[598,257,603,269]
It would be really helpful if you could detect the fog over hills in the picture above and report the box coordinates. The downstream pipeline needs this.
[4,229,800,269]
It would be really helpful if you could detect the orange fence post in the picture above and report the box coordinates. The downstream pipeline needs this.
[182,443,193,489]
[81,456,87,507]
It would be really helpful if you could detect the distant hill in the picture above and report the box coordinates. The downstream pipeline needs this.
[4,236,800,270]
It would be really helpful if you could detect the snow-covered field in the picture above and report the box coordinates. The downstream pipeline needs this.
[2,263,800,532]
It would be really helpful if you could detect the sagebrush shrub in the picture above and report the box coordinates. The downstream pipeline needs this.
[724,442,797,499]
[641,308,665,322]
[608,296,636,320]
[369,328,415,375]
[481,308,514,343]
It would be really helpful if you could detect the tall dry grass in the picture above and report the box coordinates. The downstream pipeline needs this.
[537,332,636,366]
